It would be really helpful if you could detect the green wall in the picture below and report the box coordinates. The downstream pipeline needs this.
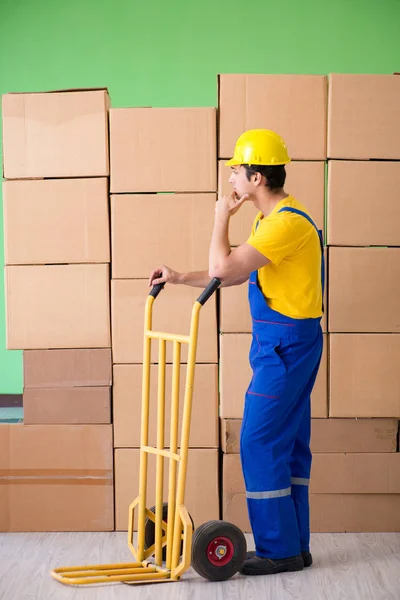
[0,0,399,393]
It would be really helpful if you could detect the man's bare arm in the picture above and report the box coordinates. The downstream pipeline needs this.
[149,266,248,288]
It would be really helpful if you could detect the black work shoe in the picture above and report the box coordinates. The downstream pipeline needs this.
[240,554,304,576]
[245,550,313,568]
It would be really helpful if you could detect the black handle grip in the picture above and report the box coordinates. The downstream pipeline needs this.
[197,278,221,306]
[149,282,165,298]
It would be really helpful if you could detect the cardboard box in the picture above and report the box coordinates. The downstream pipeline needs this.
[220,284,250,334]
[310,494,400,532]
[110,108,216,193]
[328,74,400,159]
[23,387,111,425]
[329,248,400,333]
[0,424,113,532]
[310,418,398,453]
[330,334,400,417]
[111,193,215,279]
[223,454,400,533]
[310,453,400,494]
[3,178,110,265]
[114,448,219,530]
[2,89,110,179]
[221,418,398,454]
[113,364,218,448]
[111,280,218,363]
[222,453,250,532]
[23,349,112,388]
[218,160,326,244]
[220,419,241,454]
[5,264,111,350]
[219,333,328,419]
[219,74,327,160]
[328,161,400,247]
[220,248,328,333]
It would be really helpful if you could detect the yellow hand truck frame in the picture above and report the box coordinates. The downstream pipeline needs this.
[51,278,246,586]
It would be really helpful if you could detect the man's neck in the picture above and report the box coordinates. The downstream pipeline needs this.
[255,189,289,217]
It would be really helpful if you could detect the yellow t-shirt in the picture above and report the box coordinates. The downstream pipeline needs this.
[246,195,323,319]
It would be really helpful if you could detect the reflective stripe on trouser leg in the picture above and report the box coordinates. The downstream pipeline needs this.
[246,487,291,499]
[291,478,309,486]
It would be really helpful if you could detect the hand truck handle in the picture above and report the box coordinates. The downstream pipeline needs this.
[196,278,221,305]
[149,282,165,298]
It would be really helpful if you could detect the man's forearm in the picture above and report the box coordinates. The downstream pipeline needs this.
[177,269,246,288]
[177,270,211,288]
[209,214,231,275]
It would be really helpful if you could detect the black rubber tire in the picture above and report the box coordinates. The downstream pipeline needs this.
[191,520,247,581]
[145,502,194,562]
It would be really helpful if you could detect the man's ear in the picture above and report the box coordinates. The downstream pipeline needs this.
[253,171,263,187]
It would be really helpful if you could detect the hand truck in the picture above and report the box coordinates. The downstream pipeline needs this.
[51,278,246,586]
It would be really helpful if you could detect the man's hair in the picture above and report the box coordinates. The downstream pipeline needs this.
[244,164,286,191]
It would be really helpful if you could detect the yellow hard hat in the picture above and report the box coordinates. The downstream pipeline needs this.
[225,129,291,166]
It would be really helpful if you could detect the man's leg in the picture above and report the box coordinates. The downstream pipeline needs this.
[289,344,323,554]
[289,397,312,553]
[240,342,303,560]
[240,329,323,574]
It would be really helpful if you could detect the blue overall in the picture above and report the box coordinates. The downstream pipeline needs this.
[240,207,324,559]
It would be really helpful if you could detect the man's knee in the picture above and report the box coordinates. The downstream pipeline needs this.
[240,423,275,454]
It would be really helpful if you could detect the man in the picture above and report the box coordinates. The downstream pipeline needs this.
[149,129,324,576]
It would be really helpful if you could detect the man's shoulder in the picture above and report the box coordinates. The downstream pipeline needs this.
[275,197,317,230]
[279,196,310,215]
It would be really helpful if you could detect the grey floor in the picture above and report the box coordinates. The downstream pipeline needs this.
[0,531,399,600]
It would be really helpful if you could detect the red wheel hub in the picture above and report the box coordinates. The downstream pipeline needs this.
[206,536,234,567]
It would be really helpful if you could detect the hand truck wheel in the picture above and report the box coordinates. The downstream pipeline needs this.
[145,502,195,562]
[191,520,246,581]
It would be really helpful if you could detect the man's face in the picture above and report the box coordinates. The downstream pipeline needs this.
[228,165,254,198]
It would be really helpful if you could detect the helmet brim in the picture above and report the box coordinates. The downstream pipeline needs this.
[225,158,291,167]
[225,158,240,166]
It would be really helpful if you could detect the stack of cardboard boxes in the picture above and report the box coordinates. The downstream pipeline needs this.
[219,73,400,533]
[109,107,220,530]
[319,73,400,531]
[1,74,399,534]
[1,89,114,531]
